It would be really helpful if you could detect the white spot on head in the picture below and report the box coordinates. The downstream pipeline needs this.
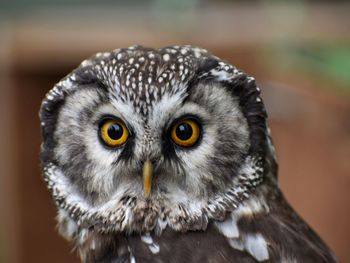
[180,48,187,55]
[81,59,92,67]
[163,53,170,61]
[194,51,201,58]
[210,68,232,81]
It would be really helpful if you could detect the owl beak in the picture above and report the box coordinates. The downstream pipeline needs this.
[143,159,153,198]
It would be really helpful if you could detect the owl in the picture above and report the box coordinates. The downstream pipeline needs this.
[40,45,337,263]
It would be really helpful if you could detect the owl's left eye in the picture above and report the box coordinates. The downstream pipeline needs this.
[99,119,129,147]
[170,118,201,148]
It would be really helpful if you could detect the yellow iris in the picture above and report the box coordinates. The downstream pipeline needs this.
[100,119,129,147]
[171,119,201,147]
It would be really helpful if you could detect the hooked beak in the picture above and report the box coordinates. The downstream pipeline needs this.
[142,159,153,198]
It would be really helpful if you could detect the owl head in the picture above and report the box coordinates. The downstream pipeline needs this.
[40,45,276,241]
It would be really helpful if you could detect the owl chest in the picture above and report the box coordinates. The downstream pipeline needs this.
[81,212,335,263]
[124,225,261,263]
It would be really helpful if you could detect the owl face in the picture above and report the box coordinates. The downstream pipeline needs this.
[40,46,269,235]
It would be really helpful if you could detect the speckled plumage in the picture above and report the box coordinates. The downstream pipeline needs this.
[40,45,337,263]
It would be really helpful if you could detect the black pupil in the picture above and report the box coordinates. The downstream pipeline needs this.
[176,123,193,141]
[107,123,123,140]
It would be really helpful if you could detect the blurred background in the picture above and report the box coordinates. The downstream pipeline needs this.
[0,0,349,262]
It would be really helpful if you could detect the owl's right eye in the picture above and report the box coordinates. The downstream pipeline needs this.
[99,119,129,147]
